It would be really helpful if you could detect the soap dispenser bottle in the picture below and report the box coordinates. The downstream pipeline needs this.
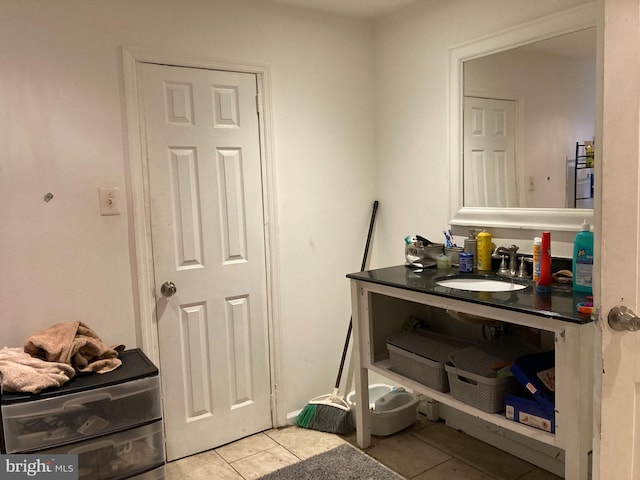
[463,229,477,270]
[573,219,594,294]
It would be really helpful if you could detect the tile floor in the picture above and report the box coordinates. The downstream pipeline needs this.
[164,416,563,480]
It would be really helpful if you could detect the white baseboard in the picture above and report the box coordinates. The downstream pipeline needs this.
[285,410,301,425]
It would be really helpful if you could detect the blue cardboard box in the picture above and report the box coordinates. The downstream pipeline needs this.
[509,350,555,414]
[504,393,555,433]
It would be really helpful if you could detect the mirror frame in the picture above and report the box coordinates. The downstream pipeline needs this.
[449,2,597,232]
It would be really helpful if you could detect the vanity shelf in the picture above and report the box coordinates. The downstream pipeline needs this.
[370,358,556,445]
[348,265,594,480]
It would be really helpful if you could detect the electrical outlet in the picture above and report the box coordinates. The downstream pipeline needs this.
[99,187,120,216]
[526,175,535,191]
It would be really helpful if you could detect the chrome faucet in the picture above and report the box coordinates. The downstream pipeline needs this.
[493,245,520,276]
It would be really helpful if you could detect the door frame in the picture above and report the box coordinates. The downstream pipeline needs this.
[121,46,281,425]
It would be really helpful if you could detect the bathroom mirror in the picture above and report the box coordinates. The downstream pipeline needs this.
[449,2,598,231]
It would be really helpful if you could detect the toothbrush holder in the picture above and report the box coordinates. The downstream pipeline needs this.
[444,246,464,266]
[405,243,444,266]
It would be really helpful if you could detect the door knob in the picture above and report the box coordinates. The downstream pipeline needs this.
[161,281,177,298]
[608,306,640,331]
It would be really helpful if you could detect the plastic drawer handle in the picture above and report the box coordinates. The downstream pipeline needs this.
[62,392,112,410]
[68,439,116,455]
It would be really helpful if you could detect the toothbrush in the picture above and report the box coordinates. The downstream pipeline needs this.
[443,231,452,247]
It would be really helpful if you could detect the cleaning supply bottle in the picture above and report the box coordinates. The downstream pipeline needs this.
[532,237,542,282]
[476,229,492,272]
[573,219,594,294]
[463,229,477,270]
[536,231,552,293]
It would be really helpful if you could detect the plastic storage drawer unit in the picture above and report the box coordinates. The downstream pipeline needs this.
[2,376,160,453]
[0,348,165,480]
[42,420,165,480]
[0,349,161,454]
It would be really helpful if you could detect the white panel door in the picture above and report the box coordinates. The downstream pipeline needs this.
[140,63,271,461]
[597,1,640,478]
[463,96,518,207]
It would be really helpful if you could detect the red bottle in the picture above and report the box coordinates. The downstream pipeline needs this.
[536,231,552,293]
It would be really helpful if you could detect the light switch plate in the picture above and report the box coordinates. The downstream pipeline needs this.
[99,187,120,216]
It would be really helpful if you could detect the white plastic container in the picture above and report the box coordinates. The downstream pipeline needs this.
[346,384,419,436]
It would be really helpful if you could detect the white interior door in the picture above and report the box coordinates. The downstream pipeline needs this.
[139,62,272,461]
[463,96,518,207]
[597,1,640,478]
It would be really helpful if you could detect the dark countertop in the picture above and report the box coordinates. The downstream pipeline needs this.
[347,265,594,325]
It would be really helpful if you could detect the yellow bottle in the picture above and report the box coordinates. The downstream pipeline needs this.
[476,229,493,271]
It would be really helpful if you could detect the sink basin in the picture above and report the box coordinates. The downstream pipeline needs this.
[436,276,527,292]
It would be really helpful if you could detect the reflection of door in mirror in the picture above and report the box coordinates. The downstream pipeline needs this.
[463,96,517,207]
[462,28,596,209]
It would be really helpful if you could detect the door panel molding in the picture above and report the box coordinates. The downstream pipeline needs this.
[121,45,280,428]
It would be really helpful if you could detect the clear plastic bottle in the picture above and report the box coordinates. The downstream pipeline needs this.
[573,219,594,294]
[532,237,542,282]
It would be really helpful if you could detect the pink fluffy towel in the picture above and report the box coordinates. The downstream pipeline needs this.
[0,348,75,393]
[24,321,125,374]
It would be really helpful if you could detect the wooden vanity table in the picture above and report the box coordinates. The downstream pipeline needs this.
[348,265,595,480]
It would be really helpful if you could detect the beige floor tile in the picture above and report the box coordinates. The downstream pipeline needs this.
[518,468,563,480]
[230,445,300,480]
[265,426,348,459]
[164,461,183,480]
[413,458,497,480]
[164,422,551,480]
[363,431,452,478]
[215,432,279,463]
[166,450,243,480]
[412,423,535,480]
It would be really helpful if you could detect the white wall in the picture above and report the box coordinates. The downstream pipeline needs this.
[373,0,593,265]
[0,0,376,424]
[0,0,597,432]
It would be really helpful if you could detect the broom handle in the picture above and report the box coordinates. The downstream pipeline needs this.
[360,200,379,272]
[334,200,379,391]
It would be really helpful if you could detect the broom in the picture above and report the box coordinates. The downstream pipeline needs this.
[295,200,379,435]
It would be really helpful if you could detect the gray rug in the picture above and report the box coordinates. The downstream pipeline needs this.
[257,443,404,480]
